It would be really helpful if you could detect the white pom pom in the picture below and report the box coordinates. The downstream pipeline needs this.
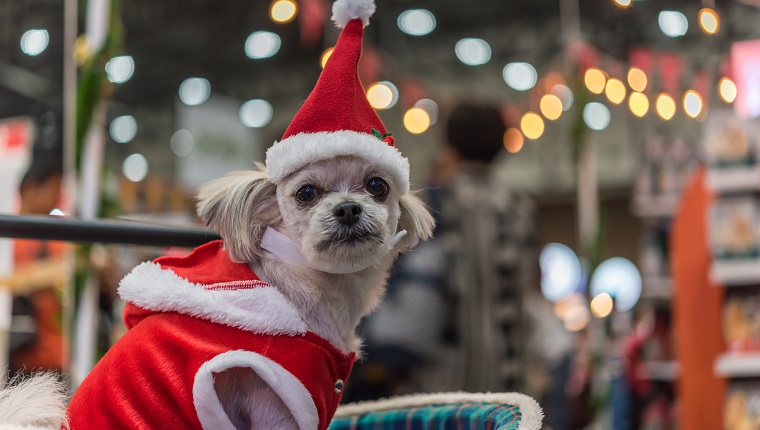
[331,0,376,28]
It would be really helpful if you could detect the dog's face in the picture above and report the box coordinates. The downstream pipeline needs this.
[277,156,402,272]
[196,155,434,269]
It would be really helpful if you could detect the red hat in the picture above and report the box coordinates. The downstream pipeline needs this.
[265,0,410,194]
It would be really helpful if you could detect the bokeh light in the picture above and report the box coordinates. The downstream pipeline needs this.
[320,47,334,68]
[540,94,563,120]
[105,55,135,84]
[366,81,399,110]
[520,113,545,140]
[590,293,614,318]
[655,93,676,120]
[397,9,436,36]
[503,62,538,91]
[719,77,737,103]
[122,153,149,182]
[699,8,720,35]
[245,31,281,59]
[109,115,137,143]
[551,84,574,111]
[659,11,688,37]
[590,257,642,312]
[403,108,431,134]
[583,102,611,131]
[414,99,439,125]
[454,38,491,66]
[503,128,525,154]
[270,0,298,24]
[170,129,194,157]
[240,99,274,128]
[540,243,582,302]
[179,77,211,106]
[627,68,647,93]
[614,0,632,7]
[683,90,703,118]
[605,78,627,104]
[584,68,607,94]
[20,29,49,56]
[628,92,650,117]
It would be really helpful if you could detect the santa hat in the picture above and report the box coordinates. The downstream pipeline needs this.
[265,0,410,195]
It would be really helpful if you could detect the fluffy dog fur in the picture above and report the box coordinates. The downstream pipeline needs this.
[199,156,433,429]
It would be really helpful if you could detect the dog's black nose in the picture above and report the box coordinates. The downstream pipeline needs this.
[334,202,363,225]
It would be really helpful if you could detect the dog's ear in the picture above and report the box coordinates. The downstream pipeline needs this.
[394,192,435,253]
[196,169,279,263]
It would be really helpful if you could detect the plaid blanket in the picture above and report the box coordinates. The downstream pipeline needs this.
[329,402,522,430]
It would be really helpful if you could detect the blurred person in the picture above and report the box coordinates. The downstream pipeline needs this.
[9,157,67,375]
[347,102,543,401]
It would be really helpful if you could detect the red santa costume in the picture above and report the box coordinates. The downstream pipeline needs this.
[66,240,355,430]
[66,0,412,427]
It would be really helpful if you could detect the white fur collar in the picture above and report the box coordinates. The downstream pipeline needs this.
[118,261,308,335]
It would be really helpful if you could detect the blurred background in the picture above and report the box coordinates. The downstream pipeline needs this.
[2,0,760,428]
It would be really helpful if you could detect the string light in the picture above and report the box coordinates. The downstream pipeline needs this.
[540,94,563,120]
[403,108,431,134]
[698,8,720,35]
[590,293,614,318]
[270,0,298,24]
[503,128,525,153]
[320,47,334,68]
[520,113,545,140]
[605,78,627,104]
[584,68,607,94]
[683,90,703,118]
[628,92,649,117]
[655,93,676,120]
[719,77,737,103]
[366,81,399,110]
[627,68,647,92]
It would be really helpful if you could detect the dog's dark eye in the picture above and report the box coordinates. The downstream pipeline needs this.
[366,177,389,199]
[295,185,320,203]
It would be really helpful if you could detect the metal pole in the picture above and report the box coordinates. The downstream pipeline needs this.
[0,214,220,248]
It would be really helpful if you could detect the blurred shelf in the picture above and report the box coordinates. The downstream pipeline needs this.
[715,352,760,377]
[637,360,679,382]
[710,259,760,286]
[632,194,681,219]
[642,275,673,299]
[706,166,760,194]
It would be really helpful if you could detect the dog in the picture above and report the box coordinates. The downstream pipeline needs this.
[0,1,434,428]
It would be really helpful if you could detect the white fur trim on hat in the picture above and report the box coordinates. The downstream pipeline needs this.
[335,392,543,430]
[331,0,375,28]
[266,130,410,194]
[118,261,308,335]
[193,350,319,430]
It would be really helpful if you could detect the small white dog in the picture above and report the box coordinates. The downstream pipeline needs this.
[0,1,434,429]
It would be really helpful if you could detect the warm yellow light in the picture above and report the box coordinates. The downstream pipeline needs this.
[584,68,607,94]
[270,0,298,23]
[614,0,632,7]
[563,303,590,332]
[627,68,647,93]
[540,94,563,120]
[590,293,614,318]
[699,8,720,35]
[366,82,395,110]
[605,78,627,104]
[503,128,525,153]
[719,77,737,103]
[320,47,334,68]
[683,90,703,118]
[403,108,431,134]
[520,113,545,140]
[655,93,676,120]
[628,92,649,117]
